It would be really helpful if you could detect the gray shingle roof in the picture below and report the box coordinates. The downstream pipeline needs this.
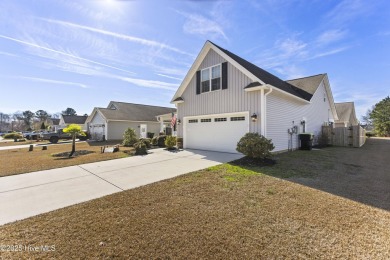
[335,102,356,123]
[62,115,88,124]
[286,74,326,95]
[209,41,313,101]
[99,102,176,122]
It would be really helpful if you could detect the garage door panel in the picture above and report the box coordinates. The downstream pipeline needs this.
[184,113,248,153]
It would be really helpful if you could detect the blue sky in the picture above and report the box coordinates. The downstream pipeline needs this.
[0,0,389,119]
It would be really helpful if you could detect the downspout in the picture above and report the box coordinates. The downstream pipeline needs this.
[263,88,273,137]
[260,88,265,135]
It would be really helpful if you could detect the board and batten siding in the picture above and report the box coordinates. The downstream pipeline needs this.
[107,121,160,140]
[266,81,334,152]
[177,49,262,136]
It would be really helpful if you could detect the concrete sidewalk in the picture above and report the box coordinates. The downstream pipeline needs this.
[0,148,242,225]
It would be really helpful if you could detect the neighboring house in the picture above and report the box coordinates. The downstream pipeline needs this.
[48,118,60,131]
[171,40,339,153]
[157,112,177,135]
[86,101,176,141]
[334,102,359,127]
[59,115,88,130]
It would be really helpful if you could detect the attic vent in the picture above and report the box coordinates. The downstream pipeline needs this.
[110,105,117,110]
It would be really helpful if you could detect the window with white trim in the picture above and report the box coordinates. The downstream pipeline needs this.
[230,116,245,121]
[201,64,221,93]
[214,117,227,122]
[188,119,198,123]
[201,118,211,122]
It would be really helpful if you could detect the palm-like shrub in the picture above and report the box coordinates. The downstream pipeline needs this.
[122,128,137,147]
[236,133,275,159]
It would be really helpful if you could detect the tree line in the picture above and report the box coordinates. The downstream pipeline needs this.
[0,107,78,132]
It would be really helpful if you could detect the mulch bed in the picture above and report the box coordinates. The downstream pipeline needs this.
[230,156,276,167]
[51,150,95,158]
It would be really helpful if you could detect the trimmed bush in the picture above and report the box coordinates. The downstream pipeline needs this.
[165,136,176,150]
[139,138,151,149]
[151,136,158,146]
[134,140,147,155]
[3,132,23,139]
[157,135,166,147]
[147,132,154,139]
[236,133,275,159]
[122,128,137,147]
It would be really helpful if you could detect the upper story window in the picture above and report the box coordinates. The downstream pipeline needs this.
[201,64,221,93]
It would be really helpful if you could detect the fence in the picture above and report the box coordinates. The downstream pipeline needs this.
[322,125,366,148]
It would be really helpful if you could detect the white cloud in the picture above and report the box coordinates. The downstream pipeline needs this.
[277,38,307,57]
[156,73,182,81]
[306,46,350,60]
[316,29,347,45]
[40,18,193,57]
[0,34,135,75]
[0,51,19,57]
[177,11,228,41]
[19,76,88,88]
[324,0,375,26]
[114,76,179,91]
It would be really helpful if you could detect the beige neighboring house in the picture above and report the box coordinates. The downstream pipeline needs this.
[334,102,359,127]
[86,101,176,141]
[59,115,88,130]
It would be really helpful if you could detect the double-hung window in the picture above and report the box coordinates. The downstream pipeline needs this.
[201,64,221,93]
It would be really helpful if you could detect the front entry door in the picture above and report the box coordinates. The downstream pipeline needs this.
[140,124,147,138]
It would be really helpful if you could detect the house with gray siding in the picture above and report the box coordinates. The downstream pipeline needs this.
[171,41,339,153]
[86,101,176,141]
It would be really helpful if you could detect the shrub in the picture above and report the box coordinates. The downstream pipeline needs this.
[139,138,151,149]
[3,132,23,139]
[366,132,375,137]
[147,132,154,139]
[165,136,176,150]
[236,133,275,159]
[157,135,166,147]
[122,128,137,147]
[151,136,158,146]
[134,140,147,155]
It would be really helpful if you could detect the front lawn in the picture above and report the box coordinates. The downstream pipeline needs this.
[0,141,134,177]
[0,140,389,258]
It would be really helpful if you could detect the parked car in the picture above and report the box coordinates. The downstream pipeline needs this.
[40,129,88,143]
[23,131,44,140]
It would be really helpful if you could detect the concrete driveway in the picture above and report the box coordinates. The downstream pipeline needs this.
[0,148,242,225]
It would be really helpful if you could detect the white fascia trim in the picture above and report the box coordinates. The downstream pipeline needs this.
[322,75,339,121]
[244,84,271,92]
[183,111,249,119]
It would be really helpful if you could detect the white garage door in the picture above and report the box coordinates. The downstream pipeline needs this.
[184,112,249,153]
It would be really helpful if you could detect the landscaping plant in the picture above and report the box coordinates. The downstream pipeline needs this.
[236,133,275,159]
[157,135,166,147]
[151,136,158,146]
[122,128,137,147]
[63,124,86,158]
[3,132,23,139]
[139,138,151,149]
[134,140,147,155]
[165,136,176,150]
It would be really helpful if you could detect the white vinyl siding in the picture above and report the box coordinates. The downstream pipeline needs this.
[266,81,334,152]
[177,49,262,136]
[106,121,160,140]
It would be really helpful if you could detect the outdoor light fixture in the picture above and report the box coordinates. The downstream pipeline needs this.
[251,113,258,122]
[177,119,181,125]
[300,120,306,125]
